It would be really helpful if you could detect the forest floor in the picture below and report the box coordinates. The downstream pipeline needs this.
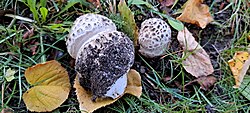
[0,0,250,112]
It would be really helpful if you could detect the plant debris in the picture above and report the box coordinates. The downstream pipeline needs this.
[176,0,213,28]
[23,60,71,112]
[177,27,214,78]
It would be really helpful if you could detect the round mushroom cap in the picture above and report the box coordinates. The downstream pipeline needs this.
[138,18,171,58]
[75,31,134,99]
[66,13,117,58]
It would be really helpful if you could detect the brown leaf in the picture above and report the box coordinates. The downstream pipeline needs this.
[23,60,71,112]
[176,0,213,28]
[228,51,250,88]
[197,76,217,90]
[177,27,214,78]
[158,0,175,7]
[125,69,142,97]
[185,76,217,90]
[1,108,14,113]
[74,69,142,113]
[87,0,101,9]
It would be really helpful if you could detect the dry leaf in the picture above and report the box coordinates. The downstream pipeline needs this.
[23,60,71,112]
[87,0,101,9]
[118,0,139,46]
[228,51,250,88]
[177,27,214,78]
[196,76,216,90]
[158,0,175,7]
[248,35,250,40]
[125,69,142,97]
[1,108,14,113]
[74,69,142,113]
[176,0,213,28]
[185,76,217,90]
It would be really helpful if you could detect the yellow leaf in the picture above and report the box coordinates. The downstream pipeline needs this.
[125,69,142,97]
[228,51,250,88]
[4,68,16,82]
[176,0,213,29]
[23,60,71,112]
[74,69,142,113]
[118,0,139,46]
[177,27,214,77]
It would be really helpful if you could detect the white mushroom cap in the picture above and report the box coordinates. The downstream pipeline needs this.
[66,13,117,58]
[138,18,171,58]
[75,31,134,100]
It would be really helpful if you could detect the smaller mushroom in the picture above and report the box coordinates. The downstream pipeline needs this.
[138,18,171,58]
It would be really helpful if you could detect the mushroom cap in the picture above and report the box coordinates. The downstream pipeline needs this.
[66,13,117,58]
[75,31,134,99]
[138,18,171,58]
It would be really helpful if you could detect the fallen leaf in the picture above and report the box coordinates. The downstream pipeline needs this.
[196,76,217,90]
[125,69,142,97]
[158,0,175,7]
[177,27,214,78]
[74,69,142,113]
[184,76,217,90]
[87,0,101,9]
[118,0,139,46]
[176,0,213,28]
[228,51,250,88]
[4,68,16,82]
[23,60,71,112]
[1,108,14,113]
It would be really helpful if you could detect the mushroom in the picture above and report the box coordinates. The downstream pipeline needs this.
[66,14,135,100]
[138,18,171,58]
[66,13,117,59]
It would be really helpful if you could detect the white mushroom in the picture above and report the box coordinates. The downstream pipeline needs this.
[66,14,134,100]
[138,18,171,58]
[66,13,117,59]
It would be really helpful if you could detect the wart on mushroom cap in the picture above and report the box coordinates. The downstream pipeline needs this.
[138,18,171,58]
[75,31,134,100]
[66,13,117,59]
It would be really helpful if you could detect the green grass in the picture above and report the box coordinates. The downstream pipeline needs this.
[1,0,250,112]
